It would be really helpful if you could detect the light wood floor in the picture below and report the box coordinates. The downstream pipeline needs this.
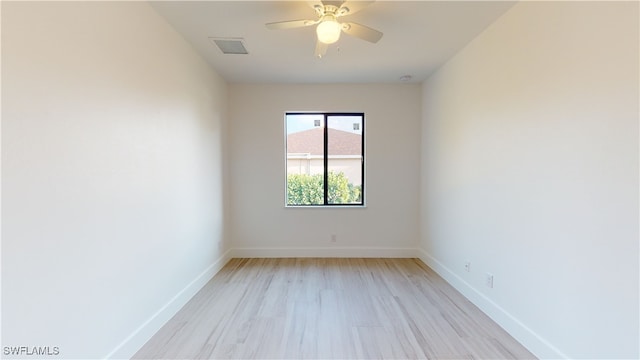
[134,258,536,359]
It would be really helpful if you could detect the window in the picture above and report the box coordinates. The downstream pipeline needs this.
[286,112,364,206]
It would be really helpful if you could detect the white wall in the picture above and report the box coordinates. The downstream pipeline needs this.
[228,84,421,257]
[2,2,229,358]
[420,2,638,359]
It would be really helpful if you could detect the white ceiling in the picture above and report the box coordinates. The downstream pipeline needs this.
[150,1,516,84]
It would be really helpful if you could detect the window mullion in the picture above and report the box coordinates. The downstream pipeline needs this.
[323,114,329,205]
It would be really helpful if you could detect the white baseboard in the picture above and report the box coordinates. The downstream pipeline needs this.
[232,247,417,258]
[417,249,567,359]
[105,249,233,359]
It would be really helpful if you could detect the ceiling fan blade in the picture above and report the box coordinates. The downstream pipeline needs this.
[342,22,383,43]
[337,1,375,17]
[314,40,328,58]
[265,19,318,30]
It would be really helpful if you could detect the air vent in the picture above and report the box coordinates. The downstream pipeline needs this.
[210,37,248,54]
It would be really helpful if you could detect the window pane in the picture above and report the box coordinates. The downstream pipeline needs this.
[327,115,363,204]
[286,114,325,205]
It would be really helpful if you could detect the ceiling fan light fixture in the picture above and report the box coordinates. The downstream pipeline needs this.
[316,18,341,44]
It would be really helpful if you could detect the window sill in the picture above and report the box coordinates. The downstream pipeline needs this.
[285,205,367,209]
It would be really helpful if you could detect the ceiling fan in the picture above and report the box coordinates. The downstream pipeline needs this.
[265,0,383,58]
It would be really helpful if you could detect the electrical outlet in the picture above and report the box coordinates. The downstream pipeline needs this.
[464,262,471,272]
[330,234,337,243]
[486,273,494,288]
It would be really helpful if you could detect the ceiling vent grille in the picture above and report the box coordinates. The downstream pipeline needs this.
[210,38,249,54]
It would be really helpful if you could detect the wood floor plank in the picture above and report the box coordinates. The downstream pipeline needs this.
[133,258,536,359]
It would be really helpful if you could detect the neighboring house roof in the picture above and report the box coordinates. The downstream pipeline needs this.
[287,127,362,156]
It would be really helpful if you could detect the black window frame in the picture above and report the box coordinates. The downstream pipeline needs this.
[285,112,365,207]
